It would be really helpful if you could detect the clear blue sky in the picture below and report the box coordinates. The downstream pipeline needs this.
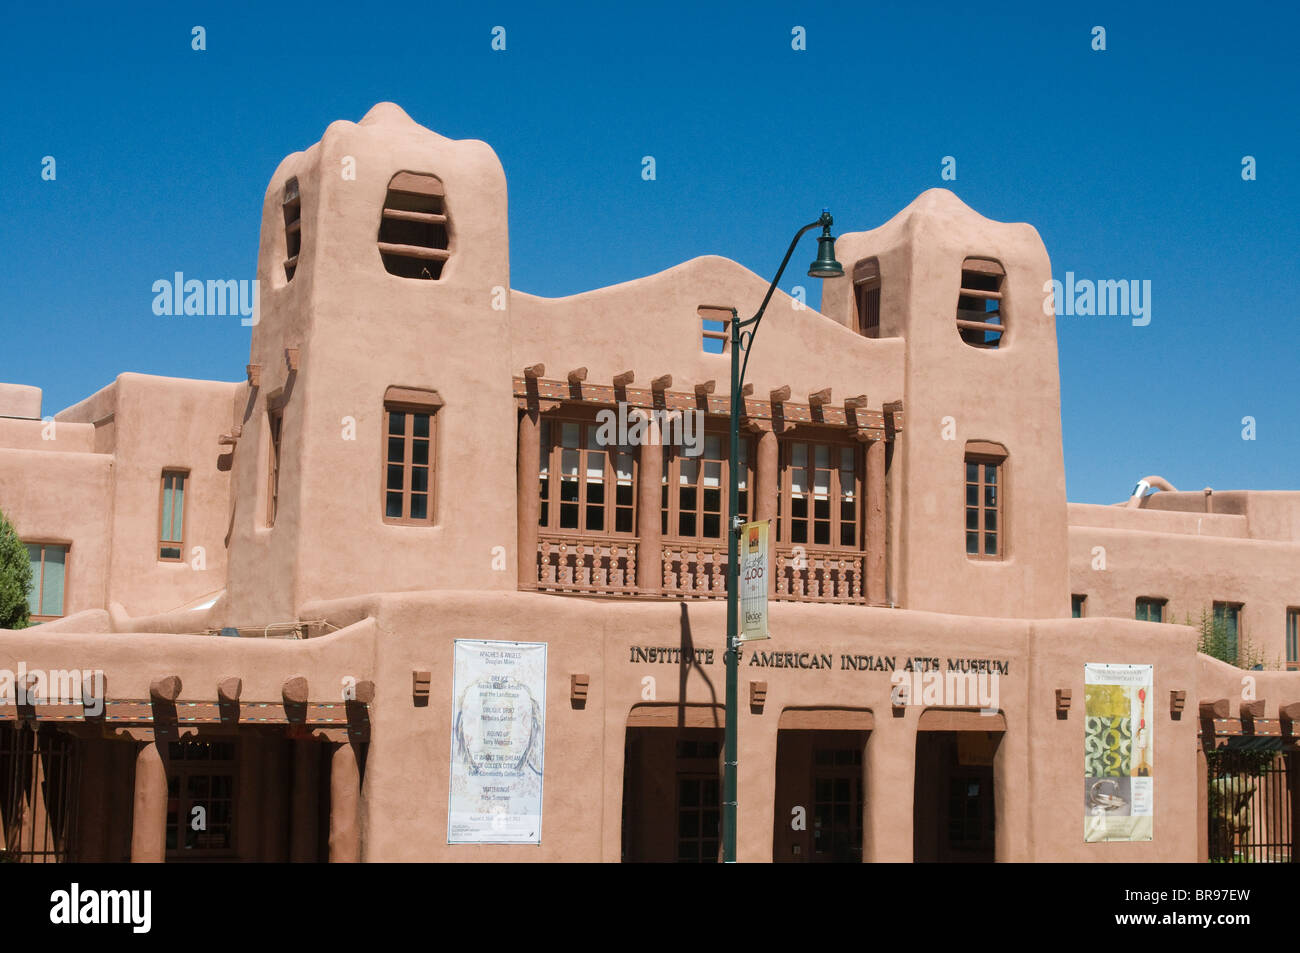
[2,1,1295,503]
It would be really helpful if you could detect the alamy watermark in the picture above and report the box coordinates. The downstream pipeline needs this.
[1043,272,1151,326]
[0,664,105,716]
[594,402,703,457]
[152,272,259,326]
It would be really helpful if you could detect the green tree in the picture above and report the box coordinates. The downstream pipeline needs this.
[0,508,33,630]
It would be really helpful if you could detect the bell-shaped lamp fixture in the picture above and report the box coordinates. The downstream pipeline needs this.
[808,216,844,279]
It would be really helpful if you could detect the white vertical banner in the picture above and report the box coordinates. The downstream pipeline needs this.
[448,640,547,844]
[1084,662,1154,843]
[739,520,770,642]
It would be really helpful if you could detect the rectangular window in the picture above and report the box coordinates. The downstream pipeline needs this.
[852,258,881,338]
[661,432,750,541]
[1213,602,1242,661]
[1135,597,1165,623]
[25,543,68,621]
[1288,608,1299,671]
[158,470,188,561]
[965,448,1005,559]
[1071,594,1086,618]
[776,438,860,549]
[165,739,237,856]
[538,417,636,536]
[384,404,438,524]
[266,408,284,527]
[699,306,730,354]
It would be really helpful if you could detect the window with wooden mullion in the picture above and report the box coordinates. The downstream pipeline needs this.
[965,457,1001,558]
[778,439,860,549]
[661,433,750,542]
[385,407,434,523]
[538,419,635,536]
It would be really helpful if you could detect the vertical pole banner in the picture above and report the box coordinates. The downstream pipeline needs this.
[448,640,547,844]
[739,520,770,642]
[1084,663,1154,842]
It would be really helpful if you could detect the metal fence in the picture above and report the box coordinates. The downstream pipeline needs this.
[1206,741,1295,863]
[0,722,82,863]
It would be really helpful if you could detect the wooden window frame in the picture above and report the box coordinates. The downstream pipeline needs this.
[956,257,1005,349]
[1287,608,1299,672]
[165,738,238,859]
[24,541,69,623]
[698,306,731,354]
[852,258,881,338]
[382,388,442,526]
[266,404,284,528]
[774,430,863,551]
[158,468,189,562]
[1135,596,1166,623]
[538,408,639,538]
[379,171,450,280]
[661,425,752,544]
[965,442,1007,560]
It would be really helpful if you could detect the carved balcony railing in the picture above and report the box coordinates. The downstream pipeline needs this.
[535,534,638,596]
[661,543,730,599]
[774,546,866,604]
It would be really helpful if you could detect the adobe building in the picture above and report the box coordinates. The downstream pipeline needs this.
[1,103,1297,863]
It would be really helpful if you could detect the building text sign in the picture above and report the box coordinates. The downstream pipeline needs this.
[1084,663,1153,843]
[448,640,547,845]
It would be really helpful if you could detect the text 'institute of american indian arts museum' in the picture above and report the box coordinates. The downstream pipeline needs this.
[2,103,1299,864]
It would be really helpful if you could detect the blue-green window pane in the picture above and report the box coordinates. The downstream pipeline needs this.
[26,544,41,614]
[171,475,185,541]
[41,547,65,616]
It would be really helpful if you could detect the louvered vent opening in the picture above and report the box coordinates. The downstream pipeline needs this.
[853,257,881,338]
[283,178,301,281]
[379,172,449,280]
[956,258,1004,348]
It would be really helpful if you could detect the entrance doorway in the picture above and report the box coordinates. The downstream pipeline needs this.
[622,724,722,863]
[773,729,868,862]
[914,728,1001,862]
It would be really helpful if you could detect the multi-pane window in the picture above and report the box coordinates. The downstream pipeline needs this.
[1287,608,1299,671]
[813,746,864,862]
[158,470,188,561]
[1213,602,1242,661]
[956,258,1005,348]
[538,419,636,535]
[662,433,750,540]
[25,543,67,622]
[1071,595,1086,618]
[853,258,881,338]
[777,440,860,548]
[675,736,721,864]
[1135,597,1165,623]
[384,404,438,524]
[165,739,236,855]
[965,448,1004,558]
[266,408,284,527]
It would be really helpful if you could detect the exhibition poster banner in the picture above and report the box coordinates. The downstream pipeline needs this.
[738,520,770,642]
[1084,663,1154,843]
[448,639,547,845]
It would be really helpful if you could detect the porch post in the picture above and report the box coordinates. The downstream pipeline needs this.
[865,435,886,604]
[635,411,662,592]
[130,741,167,862]
[328,741,361,863]
[517,407,541,590]
[755,427,779,594]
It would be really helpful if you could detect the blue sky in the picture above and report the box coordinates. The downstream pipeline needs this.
[1,1,1296,503]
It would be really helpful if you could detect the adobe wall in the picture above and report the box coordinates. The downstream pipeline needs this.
[0,384,41,419]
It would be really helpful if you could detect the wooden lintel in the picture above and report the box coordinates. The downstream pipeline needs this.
[769,385,791,404]
[843,394,868,410]
[694,380,716,397]
[652,374,672,391]
[524,363,545,379]
[808,387,832,407]
[567,367,588,384]
[613,370,635,388]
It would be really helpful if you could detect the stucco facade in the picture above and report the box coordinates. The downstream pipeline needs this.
[1,104,1297,863]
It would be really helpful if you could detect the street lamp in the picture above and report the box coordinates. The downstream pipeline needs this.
[723,210,843,862]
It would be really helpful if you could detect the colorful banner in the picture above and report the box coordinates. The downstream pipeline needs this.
[448,640,547,844]
[739,520,770,642]
[1084,663,1154,842]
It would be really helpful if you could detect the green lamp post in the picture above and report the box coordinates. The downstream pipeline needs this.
[722,210,843,862]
